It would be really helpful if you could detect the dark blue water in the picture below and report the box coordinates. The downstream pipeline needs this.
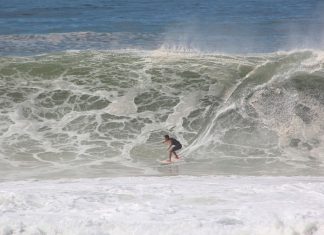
[0,0,323,54]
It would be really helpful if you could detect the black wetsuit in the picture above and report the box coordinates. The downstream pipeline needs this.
[170,138,182,152]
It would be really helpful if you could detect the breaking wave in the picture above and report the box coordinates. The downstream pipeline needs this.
[1,49,324,179]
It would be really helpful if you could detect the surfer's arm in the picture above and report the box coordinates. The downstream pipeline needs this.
[163,139,170,146]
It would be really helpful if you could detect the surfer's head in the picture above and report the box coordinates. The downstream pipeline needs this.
[164,135,170,140]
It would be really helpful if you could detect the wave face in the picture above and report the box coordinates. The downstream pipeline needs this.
[1,50,324,179]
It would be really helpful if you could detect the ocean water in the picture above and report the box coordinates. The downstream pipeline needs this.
[1,0,324,54]
[1,0,324,234]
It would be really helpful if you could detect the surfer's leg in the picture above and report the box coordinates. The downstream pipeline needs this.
[168,148,173,161]
[173,145,182,159]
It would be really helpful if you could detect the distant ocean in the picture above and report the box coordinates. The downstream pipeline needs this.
[1,0,324,54]
[1,0,324,234]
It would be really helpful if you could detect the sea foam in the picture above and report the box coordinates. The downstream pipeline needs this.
[0,176,323,235]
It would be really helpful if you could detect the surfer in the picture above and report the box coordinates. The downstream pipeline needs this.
[163,135,182,163]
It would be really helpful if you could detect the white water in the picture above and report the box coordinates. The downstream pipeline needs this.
[1,50,324,234]
[1,176,324,235]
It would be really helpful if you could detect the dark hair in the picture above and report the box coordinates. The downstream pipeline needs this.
[164,135,170,139]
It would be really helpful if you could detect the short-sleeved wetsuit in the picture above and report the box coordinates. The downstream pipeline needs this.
[170,138,182,152]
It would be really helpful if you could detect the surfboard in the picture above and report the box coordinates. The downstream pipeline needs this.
[158,157,182,164]
[159,159,173,164]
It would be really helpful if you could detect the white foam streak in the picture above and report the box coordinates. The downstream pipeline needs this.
[106,90,137,116]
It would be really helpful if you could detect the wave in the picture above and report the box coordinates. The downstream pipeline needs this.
[0,50,324,179]
[0,32,160,56]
